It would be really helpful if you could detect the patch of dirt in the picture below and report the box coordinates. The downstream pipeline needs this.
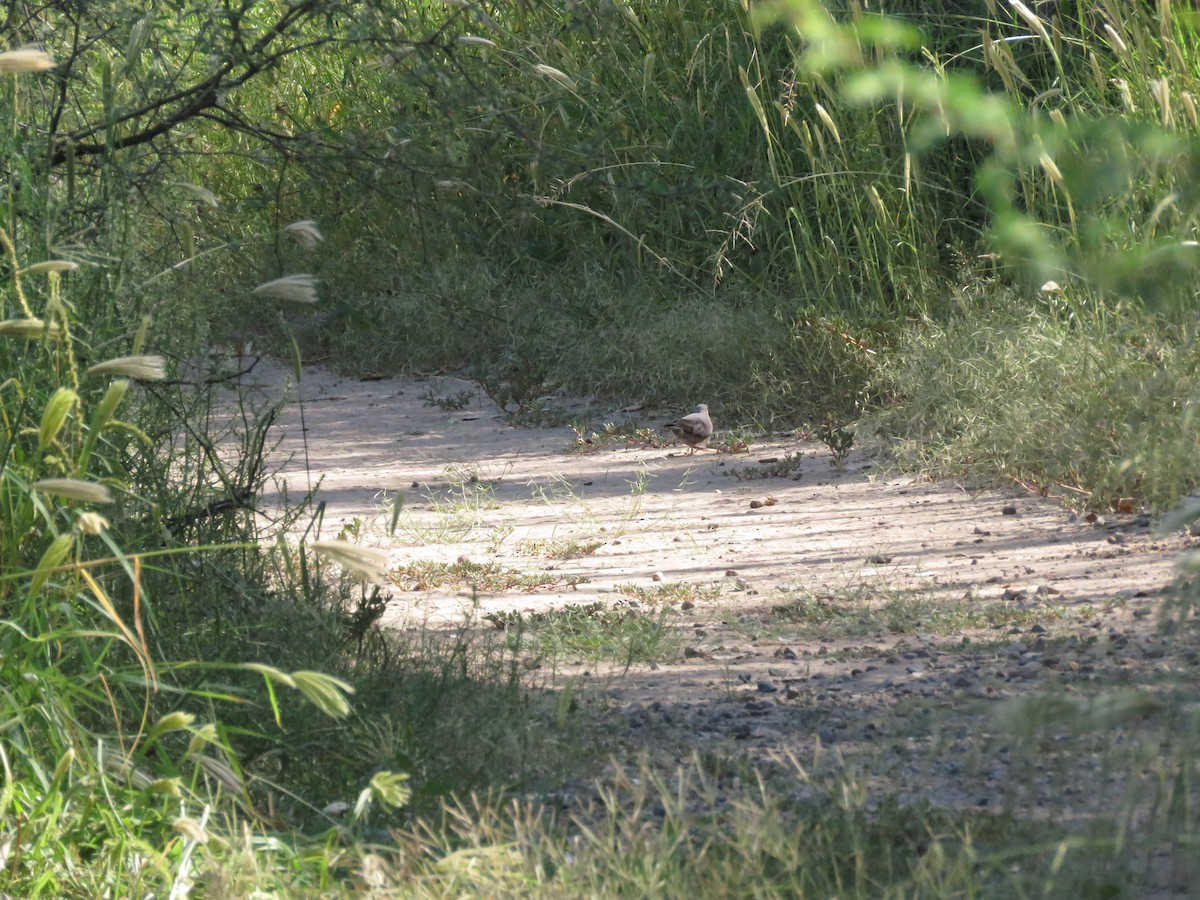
[241,357,1200,820]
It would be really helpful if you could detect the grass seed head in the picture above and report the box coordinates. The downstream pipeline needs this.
[87,355,167,380]
[252,274,319,303]
[33,478,113,503]
[0,48,55,73]
[285,219,324,250]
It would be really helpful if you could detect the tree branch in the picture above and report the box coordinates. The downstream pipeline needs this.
[46,0,334,165]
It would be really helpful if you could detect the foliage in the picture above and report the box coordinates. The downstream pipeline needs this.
[4,0,1200,894]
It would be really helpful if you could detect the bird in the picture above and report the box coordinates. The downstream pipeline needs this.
[664,403,713,454]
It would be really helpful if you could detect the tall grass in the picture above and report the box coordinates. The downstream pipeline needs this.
[173,0,1200,506]
[6,0,1200,894]
[0,42,598,895]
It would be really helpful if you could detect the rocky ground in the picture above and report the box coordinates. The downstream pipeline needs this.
[238,357,1200,837]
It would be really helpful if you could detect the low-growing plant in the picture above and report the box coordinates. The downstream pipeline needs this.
[391,558,588,593]
[812,419,856,469]
[768,584,1078,638]
[868,296,1200,510]
[487,602,681,665]
[725,450,805,481]
[709,428,755,455]
[513,537,604,560]
[568,421,668,454]
[617,581,723,606]
[421,387,475,410]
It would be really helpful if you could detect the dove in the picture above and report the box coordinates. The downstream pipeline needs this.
[664,403,713,454]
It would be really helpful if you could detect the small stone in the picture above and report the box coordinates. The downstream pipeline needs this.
[1013,661,1043,679]
[757,680,778,693]
[1001,505,1017,516]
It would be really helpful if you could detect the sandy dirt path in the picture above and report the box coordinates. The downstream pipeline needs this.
[238,357,1196,817]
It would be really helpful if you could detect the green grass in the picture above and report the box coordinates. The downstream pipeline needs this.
[390,558,589,593]
[767,584,1079,638]
[487,601,682,665]
[868,293,1200,510]
[617,581,723,606]
[725,451,806,481]
[311,754,1187,898]
[512,537,604,560]
[8,0,1200,894]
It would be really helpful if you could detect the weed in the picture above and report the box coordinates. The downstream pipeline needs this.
[487,602,681,665]
[385,466,502,543]
[421,387,474,410]
[504,400,580,428]
[368,754,1143,897]
[617,581,722,605]
[725,451,805,481]
[710,428,754,454]
[813,419,856,469]
[485,523,515,553]
[768,584,1078,638]
[391,559,588,593]
[513,537,604,559]
[568,420,668,453]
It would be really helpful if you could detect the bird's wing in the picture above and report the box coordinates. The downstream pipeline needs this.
[682,412,713,436]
